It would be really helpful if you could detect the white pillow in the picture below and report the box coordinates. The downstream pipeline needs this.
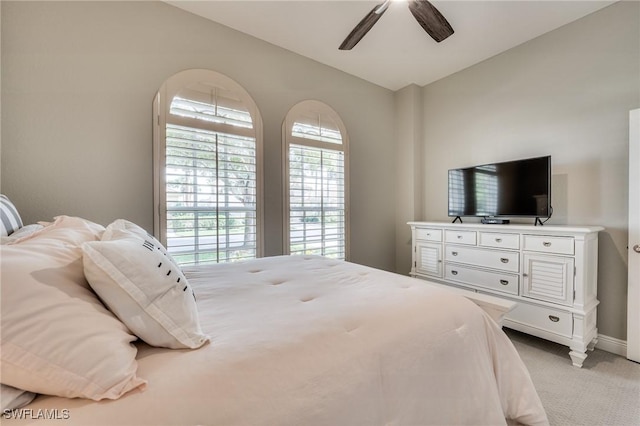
[0,216,146,400]
[82,219,210,349]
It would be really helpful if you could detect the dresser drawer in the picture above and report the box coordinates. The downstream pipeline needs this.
[523,235,574,255]
[479,232,520,250]
[415,228,442,242]
[445,264,519,295]
[445,230,477,245]
[505,302,573,338]
[445,245,519,273]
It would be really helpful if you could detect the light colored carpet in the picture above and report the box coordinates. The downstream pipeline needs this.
[506,329,640,426]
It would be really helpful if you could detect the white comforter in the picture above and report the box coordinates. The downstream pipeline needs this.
[11,255,548,425]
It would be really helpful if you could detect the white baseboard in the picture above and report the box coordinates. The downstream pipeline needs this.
[596,334,627,357]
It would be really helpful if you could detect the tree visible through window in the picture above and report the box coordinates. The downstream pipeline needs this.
[283,101,349,260]
[153,70,263,266]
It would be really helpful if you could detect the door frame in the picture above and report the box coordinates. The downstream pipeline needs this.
[628,109,639,363]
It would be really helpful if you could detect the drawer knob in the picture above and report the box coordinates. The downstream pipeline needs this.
[548,315,560,323]
[499,279,509,285]
[523,273,528,278]
[457,235,463,239]
[452,251,459,256]
[495,238,502,243]
[500,258,509,263]
[451,270,458,275]
[543,242,552,247]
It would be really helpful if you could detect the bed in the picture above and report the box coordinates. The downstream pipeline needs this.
[1,198,548,425]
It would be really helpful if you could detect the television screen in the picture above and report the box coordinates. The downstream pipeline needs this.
[448,156,551,218]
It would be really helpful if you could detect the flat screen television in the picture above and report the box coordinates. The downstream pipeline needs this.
[448,155,551,220]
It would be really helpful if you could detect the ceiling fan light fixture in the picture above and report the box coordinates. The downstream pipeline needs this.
[338,0,454,50]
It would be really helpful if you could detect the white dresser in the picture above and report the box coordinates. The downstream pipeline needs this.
[409,221,603,367]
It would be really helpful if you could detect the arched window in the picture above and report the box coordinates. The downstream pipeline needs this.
[283,100,349,260]
[153,69,263,266]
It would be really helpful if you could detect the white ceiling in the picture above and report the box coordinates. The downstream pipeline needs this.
[166,0,616,91]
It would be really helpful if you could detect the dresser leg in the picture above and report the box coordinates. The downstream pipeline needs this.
[569,350,587,368]
[587,337,598,351]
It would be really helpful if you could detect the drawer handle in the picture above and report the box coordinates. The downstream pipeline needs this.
[452,251,459,256]
[500,258,509,263]
[499,279,509,286]
[548,315,560,322]
[457,235,463,239]
[543,242,552,247]
[451,270,458,275]
[495,238,502,243]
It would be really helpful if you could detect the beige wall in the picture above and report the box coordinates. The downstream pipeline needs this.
[0,1,396,270]
[394,85,423,274]
[414,1,640,340]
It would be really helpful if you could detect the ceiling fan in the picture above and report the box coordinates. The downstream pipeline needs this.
[339,0,454,50]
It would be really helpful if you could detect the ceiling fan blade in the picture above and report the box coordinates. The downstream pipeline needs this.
[339,1,390,50]
[407,0,454,43]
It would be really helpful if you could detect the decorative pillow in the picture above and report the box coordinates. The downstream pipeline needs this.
[0,194,23,236]
[0,384,36,411]
[82,219,209,350]
[0,216,147,400]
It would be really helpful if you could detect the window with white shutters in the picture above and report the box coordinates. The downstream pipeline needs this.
[153,69,263,266]
[283,101,349,260]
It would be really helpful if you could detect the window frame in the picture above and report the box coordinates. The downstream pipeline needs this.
[153,69,264,263]
[282,100,350,260]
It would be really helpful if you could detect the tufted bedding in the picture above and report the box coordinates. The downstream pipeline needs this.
[8,255,548,425]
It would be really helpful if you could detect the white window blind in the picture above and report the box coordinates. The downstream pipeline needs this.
[155,70,262,266]
[165,123,257,265]
[291,116,342,145]
[284,100,349,260]
[289,144,345,258]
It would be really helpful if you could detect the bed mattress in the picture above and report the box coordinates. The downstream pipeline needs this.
[7,255,547,425]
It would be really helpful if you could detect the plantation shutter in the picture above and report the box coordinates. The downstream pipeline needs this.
[155,70,262,266]
[289,145,345,258]
[284,101,349,260]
